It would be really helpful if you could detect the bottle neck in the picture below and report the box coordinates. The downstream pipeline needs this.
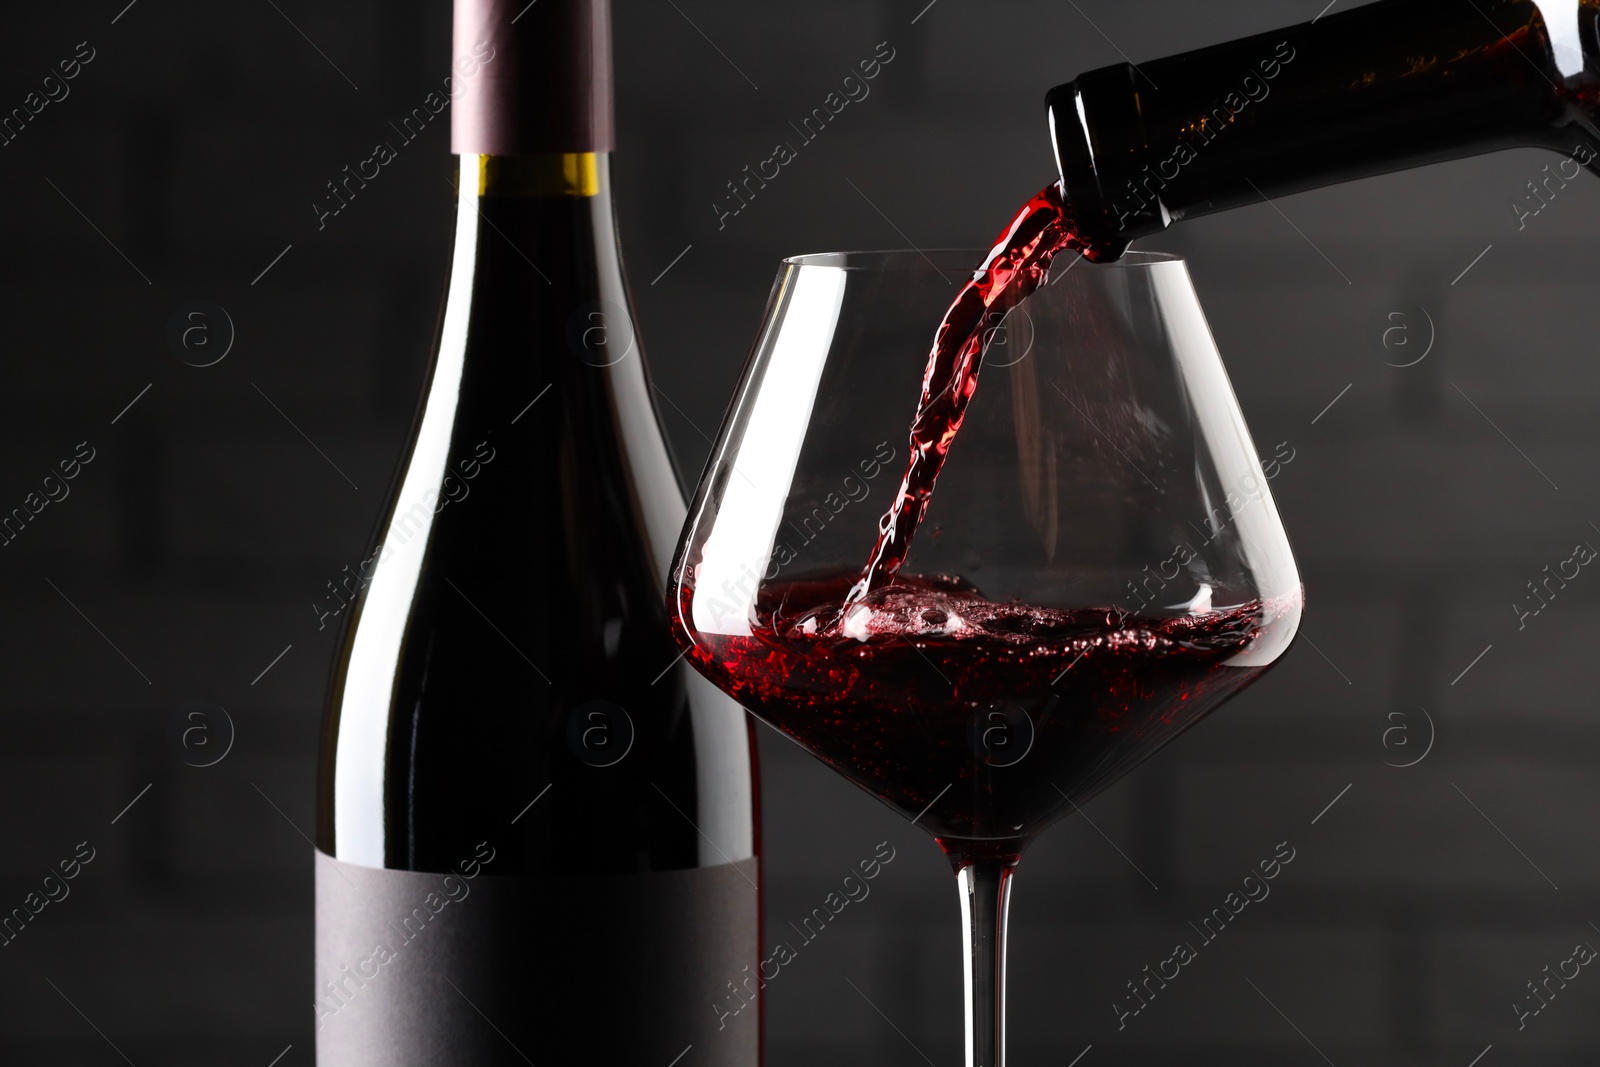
[445,152,689,581]
[1049,0,1600,258]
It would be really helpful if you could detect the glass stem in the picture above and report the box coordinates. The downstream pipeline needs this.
[957,858,1015,1067]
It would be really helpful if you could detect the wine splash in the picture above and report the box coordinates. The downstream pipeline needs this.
[847,181,1086,606]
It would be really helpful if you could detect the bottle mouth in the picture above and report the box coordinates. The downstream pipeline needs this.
[780,249,1183,272]
[1047,69,1177,260]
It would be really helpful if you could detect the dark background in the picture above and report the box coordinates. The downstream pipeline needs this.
[0,0,1597,1063]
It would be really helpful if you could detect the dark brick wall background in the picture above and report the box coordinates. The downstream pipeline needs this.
[0,0,1596,1063]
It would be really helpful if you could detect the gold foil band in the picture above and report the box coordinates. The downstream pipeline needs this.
[461,153,601,197]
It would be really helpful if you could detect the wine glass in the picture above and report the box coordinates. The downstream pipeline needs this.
[668,248,1302,1067]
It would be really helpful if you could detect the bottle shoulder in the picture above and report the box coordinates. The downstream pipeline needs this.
[317,183,754,875]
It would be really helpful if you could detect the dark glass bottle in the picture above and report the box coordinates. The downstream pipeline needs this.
[1048,0,1600,258]
[313,2,760,1064]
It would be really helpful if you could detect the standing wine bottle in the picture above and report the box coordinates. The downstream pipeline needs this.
[1048,0,1600,259]
[313,2,760,1064]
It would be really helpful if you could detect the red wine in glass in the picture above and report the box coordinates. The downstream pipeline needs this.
[685,573,1281,862]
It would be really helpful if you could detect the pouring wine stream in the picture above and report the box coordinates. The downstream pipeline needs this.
[845,181,1086,608]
